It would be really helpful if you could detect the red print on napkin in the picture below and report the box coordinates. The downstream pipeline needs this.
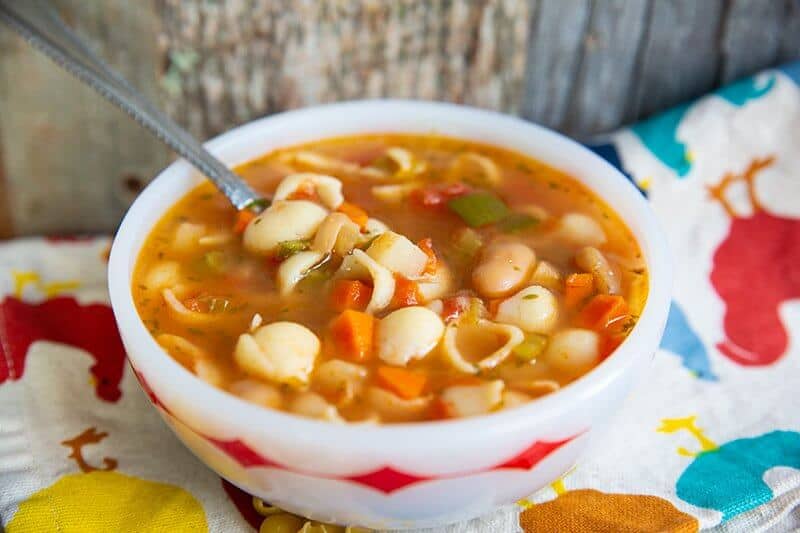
[709,158,800,366]
[0,296,126,401]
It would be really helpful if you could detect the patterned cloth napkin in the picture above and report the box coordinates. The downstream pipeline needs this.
[2,62,800,533]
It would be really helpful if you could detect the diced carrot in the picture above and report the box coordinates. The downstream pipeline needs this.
[446,375,485,387]
[416,238,438,275]
[287,181,318,201]
[599,333,625,361]
[233,209,257,234]
[337,202,369,229]
[330,279,373,312]
[575,294,629,331]
[441,295,470,323]
[391,274,422,308]
[430,397,452,420]
[330,310,375,363]
[376,366,427,400]
[564,273,595,309]
[410,182,471,209]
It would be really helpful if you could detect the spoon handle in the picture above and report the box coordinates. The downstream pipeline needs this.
[0,0,264,211]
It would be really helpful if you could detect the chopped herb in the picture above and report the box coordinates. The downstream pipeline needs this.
[522,293,539,300]
[512,333,548,362]
[200,193,214,200]
[447,191,510,227]
[275,238,311,260]
[137,284,147,291]
[187,327,204,336]
[453,227,484,258]
[246,198,271,212]
[516,162,533,173]
[203,250,228,273]
[548,182,559,190]
[497,213,539,233]
[602,212,610,219]
[253,218,262,225]
[513,266,521,271]
[280,307,290,313]
[631,268,645,275]
[157,251,165,259]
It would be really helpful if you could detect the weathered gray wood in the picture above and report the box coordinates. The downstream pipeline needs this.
[779,0,800,62]
[521,0,592,130]
[1,0,800,236]
[719,0,784,83]
[629,0,724,121]
[157,0,532,139]
[562,0,650,135]
[0,0,169,237]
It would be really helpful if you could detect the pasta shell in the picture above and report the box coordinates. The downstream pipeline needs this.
[348,250,395,313]
[161,288,217,325]
[276,251,327,296]
[243,200,328,255]
[312,213,361,256]
[314,359,368,407]
[228,379,283,409]
[446,152,501,186]
[442,319,525,373]
[285,151,387,179]
[440,380,505,418]
[144,261,180,291]
[172,222,206,253]
[234,322,320,387]
[289,392,344,423]
[557,213,607,247]
[494,285,559,334]
[273,173,345,210]
[366,231,428,278]
[366,387,432,422]
[416,261,453,302]
[376,306,445,366]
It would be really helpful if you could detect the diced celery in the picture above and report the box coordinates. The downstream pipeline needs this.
[498,213,539,233]
[275,238,311,260]
[453,227,484,258]
[202,250,228,273]
[512,333,548,362]
[447,191,509,227]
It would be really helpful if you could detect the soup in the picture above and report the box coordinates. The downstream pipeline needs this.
[132,134,647,424]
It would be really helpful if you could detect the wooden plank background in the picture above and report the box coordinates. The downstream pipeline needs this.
[0,0,799,237]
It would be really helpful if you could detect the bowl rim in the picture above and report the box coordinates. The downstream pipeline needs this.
[108,99,672,446]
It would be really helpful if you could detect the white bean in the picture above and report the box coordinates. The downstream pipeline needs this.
[243,200,327,255]
[495,285,559,334]
[472,241,536,298]
[544,328,600,377]
[575,246,620,294]
[234,322,320,387]
[377,306,445,366]
[557,213,606,247]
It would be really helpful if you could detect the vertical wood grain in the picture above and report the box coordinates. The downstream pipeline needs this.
[718,0,784,83]
[1,0,800,235]
[628,0,724,121]
[0,0,168,236]
[562,0,650,135]
[520,0,592,129]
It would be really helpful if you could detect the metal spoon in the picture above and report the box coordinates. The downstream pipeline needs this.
[0,0,266,212]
